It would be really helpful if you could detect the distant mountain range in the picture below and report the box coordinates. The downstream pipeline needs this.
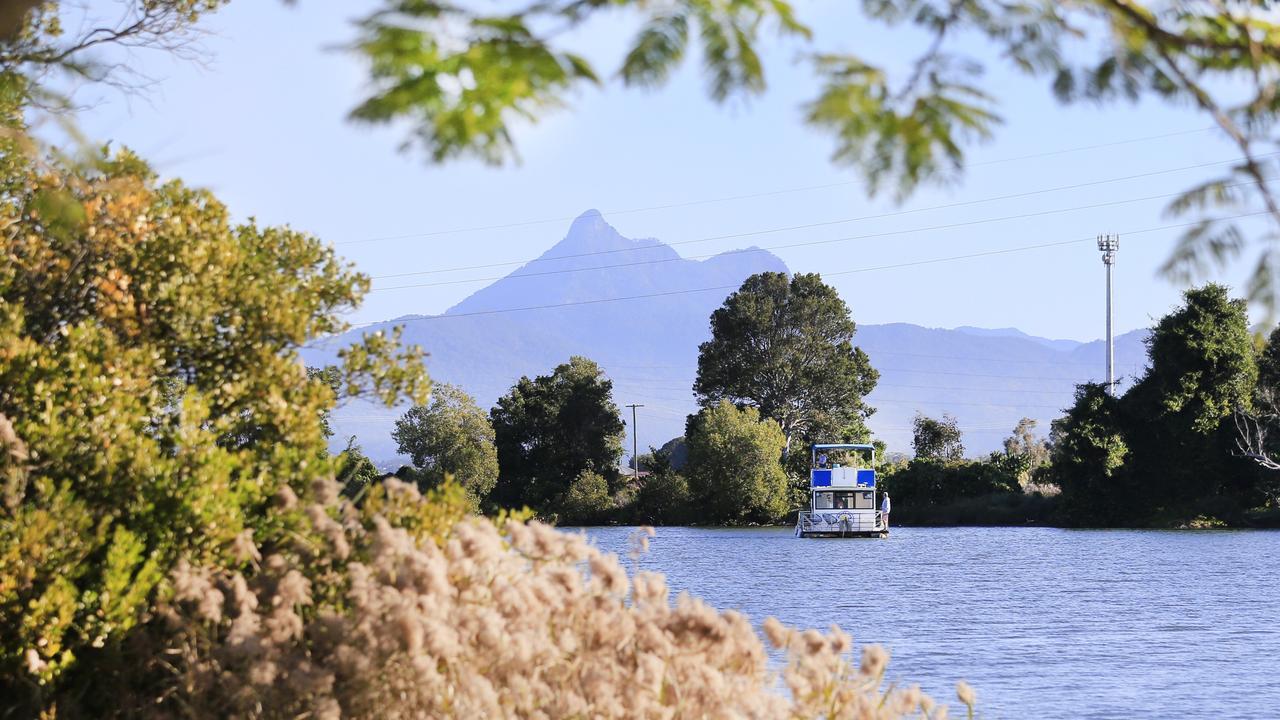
[304,210,1148,465]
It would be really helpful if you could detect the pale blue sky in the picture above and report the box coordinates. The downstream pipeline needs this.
[65,0,1264,341]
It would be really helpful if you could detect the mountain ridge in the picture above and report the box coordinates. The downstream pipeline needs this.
[304,211,1148,463]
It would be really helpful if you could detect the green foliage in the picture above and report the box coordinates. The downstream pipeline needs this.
[337,437,382,499]
[1120,284,1262,516]
[694,272,878,459]
[350,6,599,164]
[1131,284,1257,433]
[0,104,428,711]
[1050,285,1265,525]
[393,382,499,503]
[684,400,789,524]
[629,470,693,526]
[308,365,343,439]
[805,53,999,199]
[1002,417,1050,485]
[340,0,1280,312]
[557,469,611,525]
[489,356,625,517]
[911,413,964,462]
[882,454,1019,511]
[351,0,808,164]
[1047,383,1130,523]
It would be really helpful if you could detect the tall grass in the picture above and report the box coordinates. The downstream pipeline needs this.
[158,478,974,718]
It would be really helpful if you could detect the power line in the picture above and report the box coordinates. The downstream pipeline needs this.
[367,180,1262,293]
[302,210,1268,344]
[601,352,1135,370]
[337,126,1217,247]
[343,212,1268,322]
[366,154,1270,285]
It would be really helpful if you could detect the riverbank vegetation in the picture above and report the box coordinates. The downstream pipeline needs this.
[0,79,967,720]
[380,277,1279,530]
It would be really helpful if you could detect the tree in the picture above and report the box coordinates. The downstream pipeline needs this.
[0,108,428,711]
[1121,284,1261,516]
[684,400,789,525]
[337,437,382,499]
[488,356,625,516]
[627,445,693,525]
[393,383,499,503]
[558,470,611,525]
[1236,325,1280,463]
[912,413,964,462]
[694,272,878,456]
[1002,417,1050,485]
[308,365,344,439]
[1048,383,1131,524]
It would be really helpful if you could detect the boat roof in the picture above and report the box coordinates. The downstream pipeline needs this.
[812,443,875,450]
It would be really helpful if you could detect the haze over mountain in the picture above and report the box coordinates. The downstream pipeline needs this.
[305,211,1147,464]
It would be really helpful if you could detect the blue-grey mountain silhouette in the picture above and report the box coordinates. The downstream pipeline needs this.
[304,210,1146,464]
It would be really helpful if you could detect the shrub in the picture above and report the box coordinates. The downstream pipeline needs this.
[151,478,969,719]
[557,469,611,524]
[0,117,427,712]
[392,383,499,503]
[629,470,694,525]
[685,400,789,524]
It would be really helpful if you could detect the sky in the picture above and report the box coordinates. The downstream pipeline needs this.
[59,0,1269,342]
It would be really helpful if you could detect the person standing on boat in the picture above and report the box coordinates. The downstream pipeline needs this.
[880,492,891,530]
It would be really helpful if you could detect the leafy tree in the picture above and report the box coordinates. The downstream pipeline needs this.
[694,272,878,457]
[488,356,625,516]
[1048,383,1130,524]
[558,470,612,525]
[684,400,789,525]
[880,452,1020,512]
[627,446,693,525]
[1121,284,1261,517]
[0,105,428,711]
[912,413,964,462]
[630,470,693,526]
[308,365,343,439]
[337,437,382,499]
[1002,417,1050,485]
[1234,326,1280,503]
[393,382,499,503]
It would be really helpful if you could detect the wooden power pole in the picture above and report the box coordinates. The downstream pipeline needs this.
[626,403,644,482]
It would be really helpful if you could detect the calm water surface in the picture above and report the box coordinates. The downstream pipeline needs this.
[582,526,1280,719]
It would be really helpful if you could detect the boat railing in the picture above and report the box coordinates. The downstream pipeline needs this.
[795,510,883,534]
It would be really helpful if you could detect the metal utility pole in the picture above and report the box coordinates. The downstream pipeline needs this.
[626,403,644,482]
[1098,234,1119,395]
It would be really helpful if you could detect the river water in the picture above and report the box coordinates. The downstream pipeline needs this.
[582,526,1280,719]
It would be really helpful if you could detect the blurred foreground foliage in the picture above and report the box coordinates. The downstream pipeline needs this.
[8,1,1280,310]
[347,0,1280,312]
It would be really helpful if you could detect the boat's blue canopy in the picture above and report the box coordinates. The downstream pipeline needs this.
[812,443,874,451]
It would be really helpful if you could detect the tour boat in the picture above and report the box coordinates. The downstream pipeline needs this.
[794,443,887,538]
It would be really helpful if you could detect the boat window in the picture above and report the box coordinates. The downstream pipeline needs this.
[855,491,874,509]
[814,492,834,509]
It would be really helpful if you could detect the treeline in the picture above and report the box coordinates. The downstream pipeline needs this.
[358,272,882,526]
[882,285,1280,528]
[376,282,1280,529]
[1049,284,1279,526]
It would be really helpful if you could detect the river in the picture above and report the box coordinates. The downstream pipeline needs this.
[582,526,1280,719]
